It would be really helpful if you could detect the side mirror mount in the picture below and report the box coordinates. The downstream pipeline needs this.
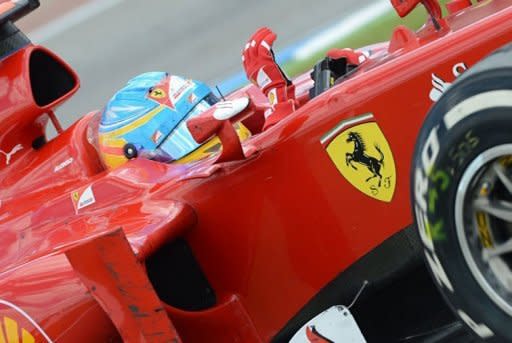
[390,0,443,30]
[187,97,252,163]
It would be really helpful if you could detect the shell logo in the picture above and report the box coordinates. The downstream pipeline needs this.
[0,300,52,343]
[0,316,35,343]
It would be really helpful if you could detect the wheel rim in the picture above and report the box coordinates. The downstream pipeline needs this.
[456,144,512,316]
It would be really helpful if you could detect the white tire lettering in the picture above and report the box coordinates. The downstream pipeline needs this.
[421,126,440,174]
[415,204,433,251]
[425,249,454,292]
[414,125,453,293]
[414,169,428,214]
[458,310,494,339]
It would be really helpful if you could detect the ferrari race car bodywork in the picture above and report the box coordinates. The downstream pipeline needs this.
[0,0,512,342]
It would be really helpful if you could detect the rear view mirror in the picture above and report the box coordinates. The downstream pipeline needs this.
[390,0,423,17]
[390,0,443,29]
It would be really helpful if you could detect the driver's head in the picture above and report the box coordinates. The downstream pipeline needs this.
[98,72,222,169]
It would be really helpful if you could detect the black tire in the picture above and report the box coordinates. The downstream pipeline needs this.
[411,42,512,342]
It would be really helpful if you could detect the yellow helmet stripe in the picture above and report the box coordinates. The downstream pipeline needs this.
[98,135,127,148]
[100,105,166,139]
[100,152,129,169]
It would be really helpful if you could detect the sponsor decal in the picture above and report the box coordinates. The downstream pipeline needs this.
[53,157,73,173]
[413,125,494,339]
[322,114,396,202]
[169,77,194,105]
[256,68,271,88]
[187,93,197,104]
[71,185,96,213]
[306,326,333,343]
[151,130,163,144]
[149,87,166,99]
[429,62,467,102]
[1,316,36,343]
[0,299,52,342]
[0,144,23,166]
[414,125,454,291]
[429,74,451,102]
[268,88,277,106]
[290,305,365,343]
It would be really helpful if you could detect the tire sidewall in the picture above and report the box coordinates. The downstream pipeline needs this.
[411,69,512,342]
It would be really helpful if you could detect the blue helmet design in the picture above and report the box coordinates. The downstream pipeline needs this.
[98,72,218,168]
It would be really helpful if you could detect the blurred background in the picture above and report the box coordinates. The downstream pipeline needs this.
[17,0,428,128]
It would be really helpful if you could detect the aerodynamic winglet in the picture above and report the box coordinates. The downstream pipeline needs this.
[66,228,181,343]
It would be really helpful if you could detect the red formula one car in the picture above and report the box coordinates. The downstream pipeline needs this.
[0,0,512,342]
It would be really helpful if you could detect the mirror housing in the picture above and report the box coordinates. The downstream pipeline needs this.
[0,45,80,169]
[390,0,443,29]
[187,97,257,163]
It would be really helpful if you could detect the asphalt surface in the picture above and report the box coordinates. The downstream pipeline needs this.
[18,0,372,128]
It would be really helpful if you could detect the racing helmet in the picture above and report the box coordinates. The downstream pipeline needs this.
[98,72,250,169]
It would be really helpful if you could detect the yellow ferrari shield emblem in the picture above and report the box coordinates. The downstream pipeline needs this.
[149,88,166,99]
[72,191,79,202]
[324,120,396,202]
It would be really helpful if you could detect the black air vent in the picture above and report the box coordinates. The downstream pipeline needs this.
[146,238,216,311]
[29,49,76,106]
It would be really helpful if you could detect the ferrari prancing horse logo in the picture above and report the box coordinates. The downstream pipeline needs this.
[323,117,396,202]
[149,87,166,99]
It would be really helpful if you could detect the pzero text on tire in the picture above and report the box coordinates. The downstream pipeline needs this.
[411,42,512,342]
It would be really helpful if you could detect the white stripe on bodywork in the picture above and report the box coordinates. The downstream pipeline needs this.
[320,113,374,145]
[444,90,512,130]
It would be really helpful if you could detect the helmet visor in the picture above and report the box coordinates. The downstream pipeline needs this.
[157,99,212,161]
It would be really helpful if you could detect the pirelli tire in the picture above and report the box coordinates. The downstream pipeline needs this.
[411,43,512,342]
